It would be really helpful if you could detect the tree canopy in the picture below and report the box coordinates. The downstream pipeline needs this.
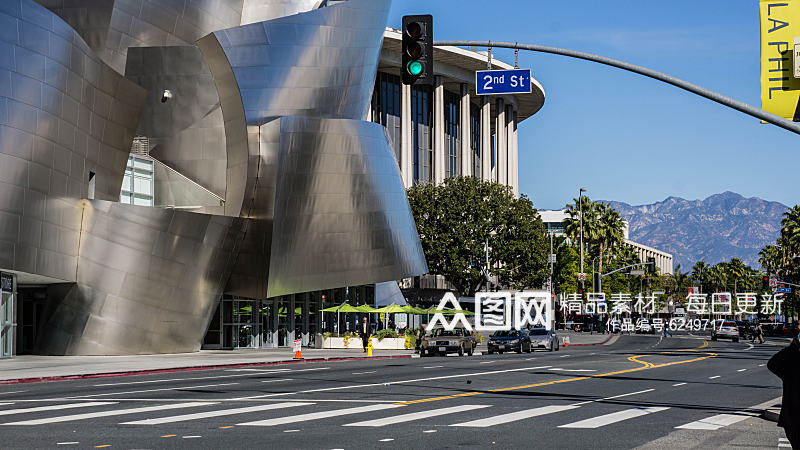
[406,176,548,296]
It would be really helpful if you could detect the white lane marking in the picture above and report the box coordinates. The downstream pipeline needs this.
[559,407,669,429]
[344,404,491,427]
[423,366,444,369]
[121,402,312,425]
[260,379,293,383]
[708,376,721,380]
[0,403,13,406]
[675,412,755,430]
[379,439,394,442]
[239,404,402,426]
[283,430,299,433]
[352,371,376,375]
[759,364,766,367]
[68,383,239,398]
[452,404,579,427]
[423,430,437,433]
[559,355,570,358]
[548,368,596,373]
[56,442,79,445]
[182,435,201,439]
[0,402,117,416]
[0,391,26,395]
[737,369,747,372]
[779,444,792,448]
[743,343,754,351]
[479,361,494,364]
[1,402,217,426]
[233,366,551,400]
[570,389,655,407]
[780,438,790,442]
[672,383,687,387]
[92,371,288,386]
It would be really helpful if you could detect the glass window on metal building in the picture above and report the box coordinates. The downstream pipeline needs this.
[411,85,433,184]
[444,91,460,178]
[371,72,402,162]
[120,155,154,206]
[470,103,481,177]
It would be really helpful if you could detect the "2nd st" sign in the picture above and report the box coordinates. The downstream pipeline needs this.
[476,68,532,95]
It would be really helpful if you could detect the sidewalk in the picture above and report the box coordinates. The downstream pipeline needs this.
[0,348,415,384]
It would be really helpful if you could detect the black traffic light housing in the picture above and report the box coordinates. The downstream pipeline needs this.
[762,275,769,290]
[401,15,434,86]
[647,257,656,275]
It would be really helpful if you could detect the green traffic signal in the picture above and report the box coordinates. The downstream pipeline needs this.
[407,60,423,76]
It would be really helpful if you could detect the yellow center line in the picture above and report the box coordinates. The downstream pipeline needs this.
[396,342,716,405]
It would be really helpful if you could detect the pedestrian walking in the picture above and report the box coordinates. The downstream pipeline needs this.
[663,325,672,338]
[415,324,427,353]
[754,323,765,344]
[359,316,372,353]
[768,333,800,449]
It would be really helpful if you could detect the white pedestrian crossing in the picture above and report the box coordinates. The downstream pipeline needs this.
[558,407,669,429]
[451,404,580,428]
[0,402,117,417]
[343,404,491,427]
[121,402,313,425]
[238,404,402,427]
[674,412,755,430]
[1,402,217,426]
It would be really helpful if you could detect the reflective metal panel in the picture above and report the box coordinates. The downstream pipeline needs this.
[35,200,247,355]
[267,117,427,297]
[35,0,246,74]
[0,0,145,282]
[240,0,322,25]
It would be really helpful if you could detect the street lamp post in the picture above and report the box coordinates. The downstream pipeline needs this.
[579,187,587,280]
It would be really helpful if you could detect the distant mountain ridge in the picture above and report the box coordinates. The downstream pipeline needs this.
[602,192,788,270]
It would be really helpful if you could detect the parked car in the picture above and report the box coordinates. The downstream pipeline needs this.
[419,326,476,356]
[487,329,530,354]
[711,319,740,342]
[528,327,559,351]
[779,321,799,337]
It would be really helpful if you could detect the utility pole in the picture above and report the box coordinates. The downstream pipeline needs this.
[579,187,587,282]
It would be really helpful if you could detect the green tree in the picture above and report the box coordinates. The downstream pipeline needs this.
[691,261,709,293]
[406,176,548,296]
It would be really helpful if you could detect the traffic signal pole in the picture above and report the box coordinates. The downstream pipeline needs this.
[433,40,800,136]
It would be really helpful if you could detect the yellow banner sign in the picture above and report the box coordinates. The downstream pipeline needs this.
[760,0,800,120]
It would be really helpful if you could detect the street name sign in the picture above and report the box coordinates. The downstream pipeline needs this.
[476,68,532,95]
[778,287,792,293]
[630,269,645,276]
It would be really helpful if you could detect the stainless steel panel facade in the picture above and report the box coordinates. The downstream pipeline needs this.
[35,200,247,355]
[267,116,426,297]
[0,0,146,282]
[35,0,246,74]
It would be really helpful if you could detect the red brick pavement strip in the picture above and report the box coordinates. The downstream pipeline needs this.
[0,354,413,385]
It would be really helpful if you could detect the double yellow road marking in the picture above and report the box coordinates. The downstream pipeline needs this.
[396,342,716,405]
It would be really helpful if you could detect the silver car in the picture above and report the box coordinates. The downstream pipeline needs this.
[711,320,740,342]
[528,328,559,351]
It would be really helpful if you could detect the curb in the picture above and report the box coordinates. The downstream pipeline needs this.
[762,407,781,423]
[0,354,413,385]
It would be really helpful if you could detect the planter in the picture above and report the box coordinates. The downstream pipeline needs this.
[321,336,407,350]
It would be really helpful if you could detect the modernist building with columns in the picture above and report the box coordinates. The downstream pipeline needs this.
[372,29,545,191]
[538,210,674,276]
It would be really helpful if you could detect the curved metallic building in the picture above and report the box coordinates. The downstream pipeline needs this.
[1,0,428,355]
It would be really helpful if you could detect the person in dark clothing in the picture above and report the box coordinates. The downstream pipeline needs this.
[768,334,800,449]
[358,317,372,353]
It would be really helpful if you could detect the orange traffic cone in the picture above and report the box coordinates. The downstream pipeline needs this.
[293,339,303,359]
[294,348,303,359]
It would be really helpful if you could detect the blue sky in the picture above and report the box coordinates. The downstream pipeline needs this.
[388,1,799,210]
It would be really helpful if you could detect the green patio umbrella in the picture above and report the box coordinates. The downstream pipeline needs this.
[356,304,378,313]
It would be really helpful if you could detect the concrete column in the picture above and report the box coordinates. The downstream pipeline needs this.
[401,83,412,188]
[512,110,519,196]
[459,84,471,177]
[480,96,491,181]
[495,98,506,185]
[433,76,445,184]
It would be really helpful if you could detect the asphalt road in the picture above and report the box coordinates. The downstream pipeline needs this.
[0,334,790,449]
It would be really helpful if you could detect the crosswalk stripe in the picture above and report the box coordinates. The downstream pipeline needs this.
[451,404,580,427]
[0,402,117,417]
[343,404,491,427]
[238,404,402,427]
[121,402,313,425]
[558,407,669,429]
[674,412,754,430]
[1,402,217,426]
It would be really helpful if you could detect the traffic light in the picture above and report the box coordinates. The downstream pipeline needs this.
[647,257,656,275]
[762,275,769,290]
[401,15,434,86]
[578,280,585,299]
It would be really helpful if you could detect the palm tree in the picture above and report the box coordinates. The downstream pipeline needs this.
[691,261,709,293]
[594,203,625,275]
[781,205,800,256]
[672,264,691,301]
[562,196,599,258]
[759,245,784,275]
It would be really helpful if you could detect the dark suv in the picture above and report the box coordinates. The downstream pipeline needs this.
[487,329,530,354]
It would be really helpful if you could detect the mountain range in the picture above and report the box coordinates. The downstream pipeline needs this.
[602,192,789,271]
